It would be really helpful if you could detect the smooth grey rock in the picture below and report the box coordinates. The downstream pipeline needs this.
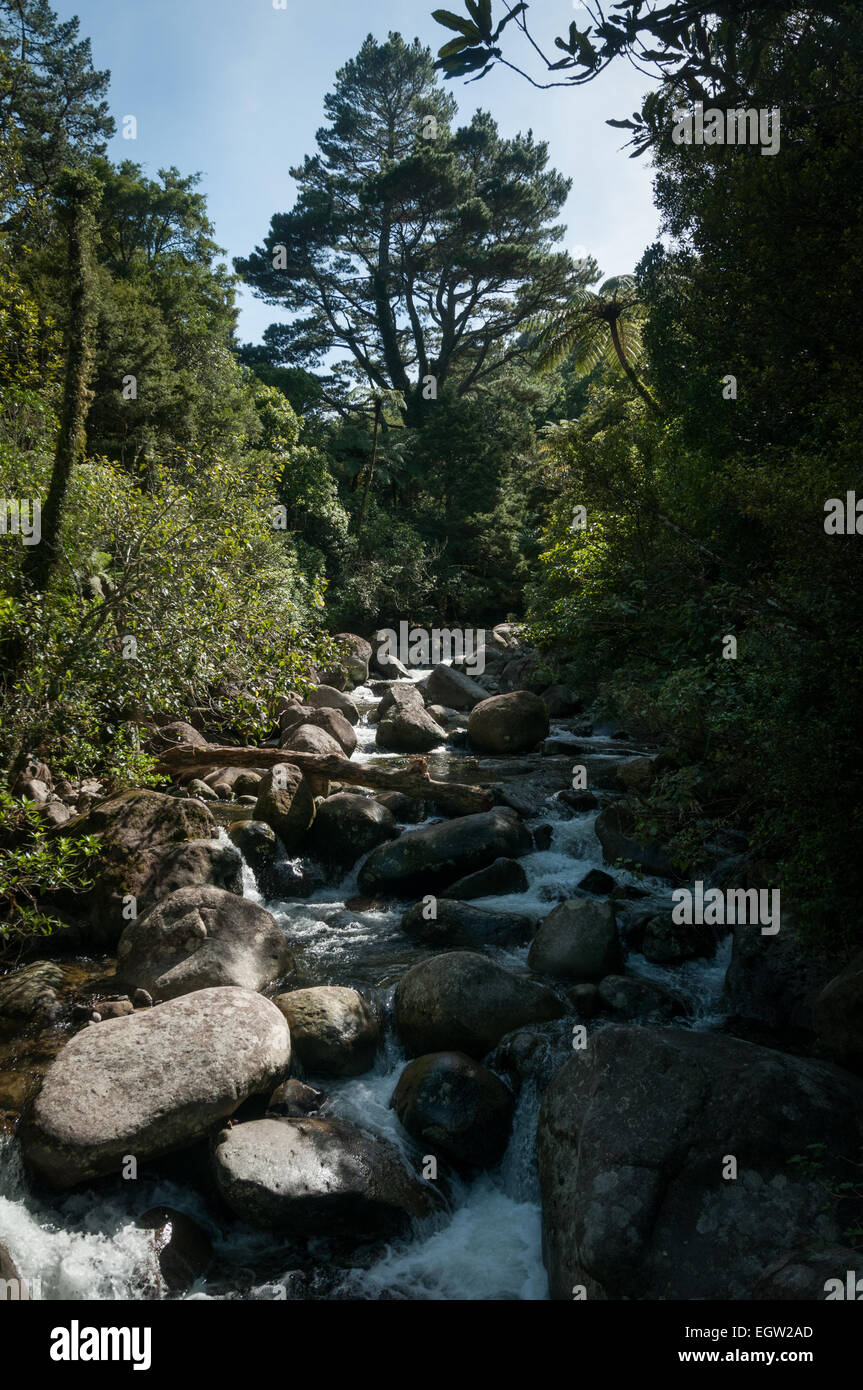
[116,885,293,1000]
[394,950,564,1059]
[272,986,379,1077]
[22,988,291,1187]
[359,807,531,897]
[527,898,622,981]
[211,1115,435,1237]
[537,1026,863,1300]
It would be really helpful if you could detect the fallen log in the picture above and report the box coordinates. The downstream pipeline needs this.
[157,744,493,818]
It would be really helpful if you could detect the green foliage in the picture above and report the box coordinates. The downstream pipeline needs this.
[0,441,333,778]
[0,789,99,955]
[236,31,580,426]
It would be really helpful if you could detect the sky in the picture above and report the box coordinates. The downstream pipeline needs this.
[52,0,661,345]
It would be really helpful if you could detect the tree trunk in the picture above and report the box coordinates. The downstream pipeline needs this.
[23,170,101,590]
[356,397,382,538]
[608,316,660,415]
[157,743,493,817]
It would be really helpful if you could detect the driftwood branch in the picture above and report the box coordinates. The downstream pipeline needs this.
[157,744,493,817]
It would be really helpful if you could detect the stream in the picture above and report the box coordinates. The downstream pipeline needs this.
[0,673,732,1301]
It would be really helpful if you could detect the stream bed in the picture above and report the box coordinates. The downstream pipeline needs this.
[0,678,732,1301]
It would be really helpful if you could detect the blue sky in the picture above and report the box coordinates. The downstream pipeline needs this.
[53,0,660,344]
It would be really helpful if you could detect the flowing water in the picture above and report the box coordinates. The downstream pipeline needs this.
[0,678,731,1300]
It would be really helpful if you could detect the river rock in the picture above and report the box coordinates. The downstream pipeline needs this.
[577,868,615,895]
[116,885,293,1000]
[266,1078,326,1117]
[22,988,291,1187]
[751,1246,863,1300]
[641,913,717,964]
[253,764,316,850]
[139,838,244,906]
[280,723,343,759]
[401,899,534,949]
[149,721,209,751]
[138,1206,213,1292]
[419,665,488,711]
[279,705,357,757]
[370,636,411,681]
[527,898,622,981]
[376,682,424,718]
[390,1051,514,1168]
[333,633,372,684]
[467,692,549,754]
[228,819,278,878]
[394,951,565,1058]
[308,793,397,868]
[272,986,379,1076]
[499,653,545,694]
[307,686,359,725]
[374,791,427,823]
[595,974,690,1020]
[59,790,220,947]
[537,1025,863,1299]
[446,857,528,899]
[376,704,444,753]
[594,801,674,878]
[0,962,64,1022]
[211,1115,434,1237]
[358,807,531,897]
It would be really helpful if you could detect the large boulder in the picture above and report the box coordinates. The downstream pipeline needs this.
[279,723,343,759]
[527,898,622,981]
[148,722,209,751]
[446,857,528,899]
[498,654,545,694]
[358,807,531,897]
[419,665,488,711]
[272,986,379,1076]
[375,682,424,719]
[21,988,291,1187]
[641,912,717,964]
[307,686,360,725]
[394,951,565,1059]
[390,1051,515,1169]
[308,793,397,869]
[401,899,534,949]
[0,962,64,1023]
[137,838,244,904]
[594,802,674,878]
[332,633,372,685]
[138,1206,214,1293]
[279,706,357,757]
[537,1026,863,1300]
[253,764,316,851]
[370,634,411,681]
[116,885,294,1001]
[227,820,278,880]
[751,1246,863,1300]
[211,1115,434,1237]
[58,790,219,946]
[595,974,690,1021]
[376,704,444,753]
[467,692,549,754]
[813,951,863,1073]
